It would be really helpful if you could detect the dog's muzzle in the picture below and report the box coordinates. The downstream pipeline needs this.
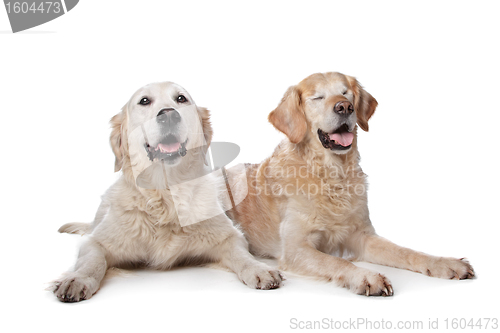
[144,137,188,161]
[141,108,189,161]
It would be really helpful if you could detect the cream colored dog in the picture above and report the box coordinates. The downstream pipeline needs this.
[51,82,283,302]
[227,72,474,296]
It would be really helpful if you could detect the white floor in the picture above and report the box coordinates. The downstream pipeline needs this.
[23,230,494,333]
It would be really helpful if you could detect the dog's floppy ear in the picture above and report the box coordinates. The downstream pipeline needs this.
[110,108,125,172]
[346,76,378,132]
[197,106,213,166]
[198,106,213,148]
[268,85,307,144]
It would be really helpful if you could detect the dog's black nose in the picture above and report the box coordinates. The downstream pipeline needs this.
[334,100,354,115]
[157,108,181,125]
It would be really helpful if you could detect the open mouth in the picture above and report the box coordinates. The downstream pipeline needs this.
[317,124,354,151]
[144,134,188,161]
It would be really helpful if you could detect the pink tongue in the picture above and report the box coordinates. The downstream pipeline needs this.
[329,132,354,147]
[157,142,180,153]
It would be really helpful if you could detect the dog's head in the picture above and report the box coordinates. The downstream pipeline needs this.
[109,82,213,174]
[269,72,377,154]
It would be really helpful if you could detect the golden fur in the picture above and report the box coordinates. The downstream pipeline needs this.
[227,72,474,296]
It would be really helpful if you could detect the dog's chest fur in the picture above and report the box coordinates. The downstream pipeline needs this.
[95,179,231,269]
[267,143,369,249]
[304,162,368,249]
[272,147,366,217]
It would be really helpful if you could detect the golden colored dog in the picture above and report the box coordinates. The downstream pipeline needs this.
[227,72,474,296]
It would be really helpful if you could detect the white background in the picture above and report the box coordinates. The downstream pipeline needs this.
[1,1,499,332]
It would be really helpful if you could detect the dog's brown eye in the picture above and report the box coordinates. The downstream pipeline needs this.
[342,91,348,96]
[139,97,151,105]
[177,95,187,103]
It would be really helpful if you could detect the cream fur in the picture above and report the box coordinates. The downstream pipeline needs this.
[51,82,283,302]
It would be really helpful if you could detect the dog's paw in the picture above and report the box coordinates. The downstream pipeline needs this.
[50,273,99,303]
[239,266,285,290]
[422,257,475,280]
[349,270,393,297]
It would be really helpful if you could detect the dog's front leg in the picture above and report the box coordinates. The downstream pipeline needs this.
[51,238,108,302]
[351,231,475,280]
[214,228,284,290]
[280,215,393,296]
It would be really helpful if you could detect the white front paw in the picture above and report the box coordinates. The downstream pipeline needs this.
[239,266,285,290]
[50,273,100,302]
[348,269,393,297]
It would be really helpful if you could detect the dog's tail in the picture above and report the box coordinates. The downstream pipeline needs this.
[58,199,109,236]
[58,222,92,235]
